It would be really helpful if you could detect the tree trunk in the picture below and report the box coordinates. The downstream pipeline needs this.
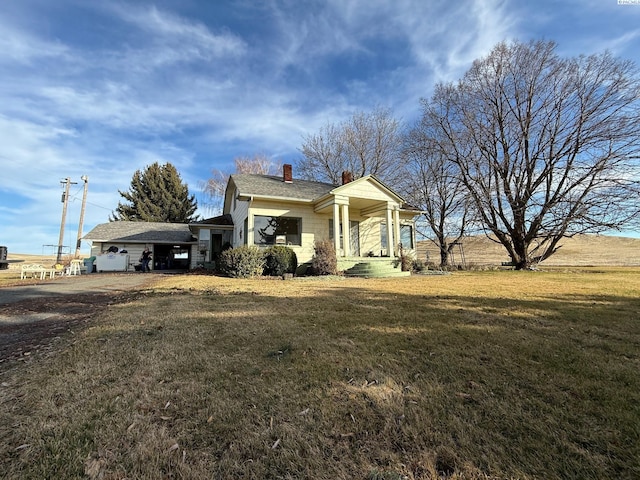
[440,248,449,268]
[514,259,529,270]
[511,239,530,270]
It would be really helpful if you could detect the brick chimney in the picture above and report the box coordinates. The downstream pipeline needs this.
[341,171,353,185]
[283,164,293,183]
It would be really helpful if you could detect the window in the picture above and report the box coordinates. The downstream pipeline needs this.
[172,247,189,260]
[381,223,414,249]
[381,222,388,249]
[400,225,414,249]
[328,219,343,248]
[254,215,301,246]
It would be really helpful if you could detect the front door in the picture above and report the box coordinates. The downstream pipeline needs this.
[350,221,360,257]
[211,234,223,257]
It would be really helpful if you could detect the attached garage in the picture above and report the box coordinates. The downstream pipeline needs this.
[83,222,197,272]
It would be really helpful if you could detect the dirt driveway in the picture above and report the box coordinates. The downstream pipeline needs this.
[0,273,160,371]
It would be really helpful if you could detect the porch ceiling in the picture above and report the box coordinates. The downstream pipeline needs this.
[314,196,389,215]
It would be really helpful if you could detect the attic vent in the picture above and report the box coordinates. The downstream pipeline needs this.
[283,164,293,183]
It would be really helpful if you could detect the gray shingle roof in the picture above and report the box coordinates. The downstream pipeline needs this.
[84,222,196,244]
[231,174,336,201]
[190,214,234,226]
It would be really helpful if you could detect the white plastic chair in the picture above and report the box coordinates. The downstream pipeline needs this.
[67,259,82,276]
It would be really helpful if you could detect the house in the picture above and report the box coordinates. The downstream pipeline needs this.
[192,165,419,272]
[84,165,419,274]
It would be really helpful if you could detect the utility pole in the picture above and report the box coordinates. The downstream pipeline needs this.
[56,177,77,263]
[75,175,89,257]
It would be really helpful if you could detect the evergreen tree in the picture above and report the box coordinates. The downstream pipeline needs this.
[111,162,199,223]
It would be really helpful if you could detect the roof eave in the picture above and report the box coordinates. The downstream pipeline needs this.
[86,239,198,244]
[238,194,315,203]
[189,224,234,229]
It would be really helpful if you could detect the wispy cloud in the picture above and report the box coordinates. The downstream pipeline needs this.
[598,29,640,56]
[109,4,248,59]
[0,23,70,64]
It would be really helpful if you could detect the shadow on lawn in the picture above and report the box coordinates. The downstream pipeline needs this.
[2,283,638,480]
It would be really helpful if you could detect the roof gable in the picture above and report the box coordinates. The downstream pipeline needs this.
[330,175,405,203]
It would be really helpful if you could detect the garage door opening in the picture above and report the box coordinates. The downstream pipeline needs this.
[153,245,191,270]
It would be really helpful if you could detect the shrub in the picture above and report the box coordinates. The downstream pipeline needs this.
[219,246,265,278]
[396,245,413,272]
[311,239,337,275]
[399,252,413,272]
[412,258,426,272]
[263,246,298,277]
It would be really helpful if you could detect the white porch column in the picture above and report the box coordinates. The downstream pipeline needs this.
[342,204,350,257]
[333,202,341,256]
[393,207,401,256]
[386,206,394,258]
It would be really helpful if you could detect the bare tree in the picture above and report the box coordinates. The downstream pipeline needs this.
[422,40,640,269]
[298,107,405,187]
[201,154,282,215]
[404,124,473,267]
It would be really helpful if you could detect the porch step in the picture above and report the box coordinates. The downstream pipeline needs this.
[343,260,410,278]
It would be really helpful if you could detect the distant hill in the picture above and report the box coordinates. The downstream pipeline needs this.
[417,234,640,267]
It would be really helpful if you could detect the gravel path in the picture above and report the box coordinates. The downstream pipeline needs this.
[0,273,161,371]
[0,272,158,306]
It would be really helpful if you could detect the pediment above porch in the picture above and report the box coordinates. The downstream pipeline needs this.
[313,175,404,215]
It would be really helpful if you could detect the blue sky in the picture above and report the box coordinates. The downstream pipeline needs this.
[1,0,639,255]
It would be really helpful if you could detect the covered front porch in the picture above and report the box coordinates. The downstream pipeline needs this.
[322,198,405,259]
[313,175,417,261]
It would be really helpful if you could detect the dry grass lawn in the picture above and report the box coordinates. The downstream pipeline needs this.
[1,269,639,479]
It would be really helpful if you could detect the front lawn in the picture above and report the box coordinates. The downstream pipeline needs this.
[1,269,639,479]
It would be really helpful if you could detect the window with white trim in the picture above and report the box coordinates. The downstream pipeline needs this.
[254,216,301,246]
[381,223,414,249]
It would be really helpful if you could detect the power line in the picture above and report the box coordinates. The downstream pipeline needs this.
[85,200,112,211]
[66,192,113,212]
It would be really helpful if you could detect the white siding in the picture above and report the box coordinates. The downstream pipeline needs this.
[189,244,199,269]
[231,199,250,247]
